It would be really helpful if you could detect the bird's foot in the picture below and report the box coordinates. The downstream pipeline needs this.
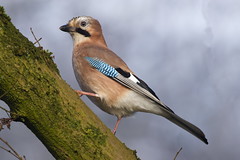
[112,117,122,135]
[112,127,117,135]
[75,90,99,97]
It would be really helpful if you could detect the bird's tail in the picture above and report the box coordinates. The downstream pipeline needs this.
[163,110,208,144]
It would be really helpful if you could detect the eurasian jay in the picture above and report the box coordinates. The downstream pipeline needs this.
[60,16,208,144]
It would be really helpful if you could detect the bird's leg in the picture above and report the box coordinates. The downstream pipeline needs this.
[75,90,99,97]
[112,117,122,135]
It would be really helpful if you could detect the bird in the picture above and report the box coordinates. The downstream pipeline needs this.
[59,16,208,144]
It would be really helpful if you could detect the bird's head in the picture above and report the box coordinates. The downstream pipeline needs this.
[60,16,106,46]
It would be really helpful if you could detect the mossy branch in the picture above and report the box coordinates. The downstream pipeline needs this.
[0,6,138,160]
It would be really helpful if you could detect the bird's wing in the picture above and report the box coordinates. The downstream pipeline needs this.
[85,57,174,113]
[85,57,208,144]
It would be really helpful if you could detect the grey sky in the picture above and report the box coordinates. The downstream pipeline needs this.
[1,0,240,159]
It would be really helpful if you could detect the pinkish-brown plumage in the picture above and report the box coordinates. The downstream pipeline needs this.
[73,43,132,116]
[60,16,208,144]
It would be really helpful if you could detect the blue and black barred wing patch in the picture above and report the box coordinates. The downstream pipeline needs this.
[85,57,174,113]
[85,57,119,77]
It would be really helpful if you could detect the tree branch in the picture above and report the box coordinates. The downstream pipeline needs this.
[0,137,26,160]
[0,6,138,160]
[173,147,182,160]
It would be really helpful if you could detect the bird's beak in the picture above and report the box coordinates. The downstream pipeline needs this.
[59,24,76,32]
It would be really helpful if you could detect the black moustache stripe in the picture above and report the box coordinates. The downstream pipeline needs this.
[76,28,91,37]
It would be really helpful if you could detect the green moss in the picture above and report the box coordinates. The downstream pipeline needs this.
[0,6,59,75]
[80,126,109,159]
[84,124,107,145]
[0,6,138,160]
[82,125,109,159]
[0,6,11,21]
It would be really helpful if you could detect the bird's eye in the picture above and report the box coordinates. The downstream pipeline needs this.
[80,21,87,27]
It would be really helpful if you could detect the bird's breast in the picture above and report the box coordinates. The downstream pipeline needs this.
[72,54,131,114]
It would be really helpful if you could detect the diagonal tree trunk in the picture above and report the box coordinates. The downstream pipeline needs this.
[0,6,138,160]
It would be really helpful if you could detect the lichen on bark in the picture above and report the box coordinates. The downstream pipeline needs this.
[0,6,138,160]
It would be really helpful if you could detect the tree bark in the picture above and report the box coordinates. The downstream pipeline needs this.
[0,6,138,160]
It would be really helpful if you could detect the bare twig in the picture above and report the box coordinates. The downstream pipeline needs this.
[0,105,11,118]
[0,105,11,113]
[0,137,26,160]
[0,145,19,159]
[33,38,42,46]
[30,27,42,48]
[173,147,182,160]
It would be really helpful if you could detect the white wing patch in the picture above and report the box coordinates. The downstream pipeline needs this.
[129,73,140,83]
[85,57,173,112]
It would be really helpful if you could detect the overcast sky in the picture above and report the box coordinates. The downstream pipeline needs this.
[1,0,240,160]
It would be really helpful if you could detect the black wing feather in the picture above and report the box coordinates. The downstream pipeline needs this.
[116,68,159,99]
[115,67,174,113]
